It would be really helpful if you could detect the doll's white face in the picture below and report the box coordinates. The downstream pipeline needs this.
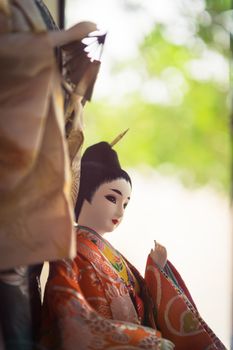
[78,178,131,235]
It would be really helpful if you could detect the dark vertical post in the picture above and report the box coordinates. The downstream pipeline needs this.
[58,0,65,29]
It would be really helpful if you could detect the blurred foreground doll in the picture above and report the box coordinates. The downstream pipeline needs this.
[40,136,226,350]
[0,0,103,349]
[0,0,99,271]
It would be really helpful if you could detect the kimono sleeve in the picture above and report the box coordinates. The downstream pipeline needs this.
[144,255,226,350]
[40,259,163,350]
[0,29,55,192]
[0,1,75,270]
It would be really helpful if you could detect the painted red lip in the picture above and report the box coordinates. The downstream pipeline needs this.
[112,219,118,225]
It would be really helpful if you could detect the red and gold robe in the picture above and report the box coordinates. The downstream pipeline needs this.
[40,226,162,350]
[40,226,226,350]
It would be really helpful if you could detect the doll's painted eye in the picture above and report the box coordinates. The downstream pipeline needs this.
[105,195,116,204]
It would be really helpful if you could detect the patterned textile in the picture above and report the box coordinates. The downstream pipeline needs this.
[145,256,226,350]
[40,226,162,350]
[80,226,139,292]
[77,226,144,322]
[40,226,226,350]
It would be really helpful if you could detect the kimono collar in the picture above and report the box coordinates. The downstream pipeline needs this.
[77,225,133,287]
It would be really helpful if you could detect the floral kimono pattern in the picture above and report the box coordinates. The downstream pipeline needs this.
[40,227,162,350]
[40,226,226,350]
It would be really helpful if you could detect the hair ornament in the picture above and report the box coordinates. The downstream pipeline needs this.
[110,128,129,148]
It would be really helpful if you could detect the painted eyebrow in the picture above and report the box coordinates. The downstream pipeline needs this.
[110,188,130,200]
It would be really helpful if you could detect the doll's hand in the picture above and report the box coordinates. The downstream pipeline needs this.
[149,240,167,269]
[161,338,175,350]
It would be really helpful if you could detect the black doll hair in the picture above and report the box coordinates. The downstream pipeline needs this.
[74,142,131,220]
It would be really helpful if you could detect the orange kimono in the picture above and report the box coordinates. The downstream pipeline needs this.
[40,226,226,350]
[145,256,226,350]
[40,226,163,350]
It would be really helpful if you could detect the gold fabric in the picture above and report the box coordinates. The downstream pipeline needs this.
[0,0,75,269]
[69,128,84,206]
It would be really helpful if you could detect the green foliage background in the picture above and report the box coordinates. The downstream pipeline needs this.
[83,0,231,192]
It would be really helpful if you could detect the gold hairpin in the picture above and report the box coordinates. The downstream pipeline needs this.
[110,128,129,147]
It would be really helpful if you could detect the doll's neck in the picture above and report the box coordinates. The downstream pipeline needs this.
[77,202,106,236]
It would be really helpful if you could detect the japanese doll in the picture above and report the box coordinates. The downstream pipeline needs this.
[40,139,226,350]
